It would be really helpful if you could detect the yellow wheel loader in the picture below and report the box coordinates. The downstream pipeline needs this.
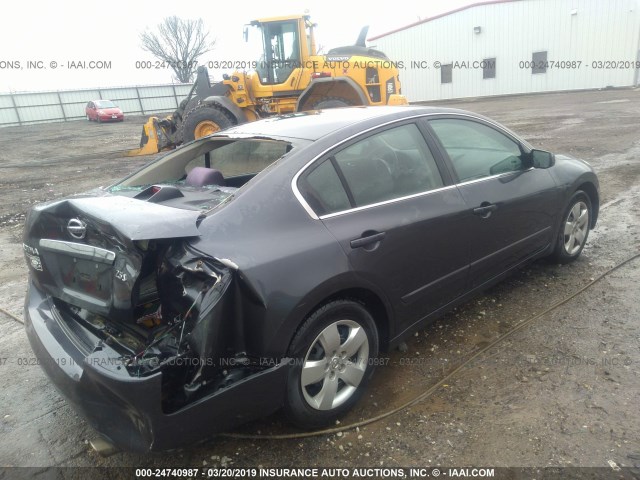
[128,14,407,156]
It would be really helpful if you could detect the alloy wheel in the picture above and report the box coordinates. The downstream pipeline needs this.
[563,200,589,255]
[301,320,369,410]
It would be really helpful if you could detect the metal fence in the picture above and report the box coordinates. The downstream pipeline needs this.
[0,83,195,127]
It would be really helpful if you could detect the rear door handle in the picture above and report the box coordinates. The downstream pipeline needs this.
[350,231,386,249]
[473,203,498,218]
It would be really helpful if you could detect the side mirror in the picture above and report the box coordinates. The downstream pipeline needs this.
[530,149,554,169]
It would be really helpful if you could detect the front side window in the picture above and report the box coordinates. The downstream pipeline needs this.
[429,118,524,182]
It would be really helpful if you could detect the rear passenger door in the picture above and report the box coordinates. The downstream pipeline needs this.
[297,121,471,333]
[426,116,559,289]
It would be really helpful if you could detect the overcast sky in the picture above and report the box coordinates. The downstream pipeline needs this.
[0,0,487,93]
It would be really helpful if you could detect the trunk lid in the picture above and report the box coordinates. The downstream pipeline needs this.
[23,195,202,320]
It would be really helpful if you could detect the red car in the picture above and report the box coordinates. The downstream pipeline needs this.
[85,100,124,122]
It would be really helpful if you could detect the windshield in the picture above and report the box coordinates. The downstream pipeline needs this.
[95,100,117,108]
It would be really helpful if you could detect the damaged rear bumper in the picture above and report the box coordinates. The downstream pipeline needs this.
[24,279,290,452]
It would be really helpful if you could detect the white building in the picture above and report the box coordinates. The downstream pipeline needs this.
[369,0,640,101]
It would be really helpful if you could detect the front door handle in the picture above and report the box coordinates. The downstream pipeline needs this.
[473,203,498,218]
[350,231,386,249]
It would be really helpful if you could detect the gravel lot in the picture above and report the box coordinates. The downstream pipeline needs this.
[0,89,639,477]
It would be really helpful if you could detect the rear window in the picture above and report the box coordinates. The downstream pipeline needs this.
[112,138,291,190]
[185,140,288,177]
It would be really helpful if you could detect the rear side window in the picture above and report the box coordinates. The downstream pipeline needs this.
[298,123,444,216]
[334,123,444,207]
[299,160,351,215]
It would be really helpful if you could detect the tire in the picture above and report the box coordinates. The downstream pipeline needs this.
[172,98,200,144]
[181,104,234,143]
[86,114,91,121]
[312,97,352,109]
[96,116,102,123]
[552,190,592,263]
[178,98,200,121]
[284,299,379,428]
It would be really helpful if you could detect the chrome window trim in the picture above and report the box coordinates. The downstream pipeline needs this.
[427,113,529,148]
[291,112,528,220]
[318,184,457,219]
[455,168,532,188]
[318,170,526,220]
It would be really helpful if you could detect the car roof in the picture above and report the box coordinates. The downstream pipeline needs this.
[220,106,471,141]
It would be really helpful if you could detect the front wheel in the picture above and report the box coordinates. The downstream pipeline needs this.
[284,299,379,428]
[552,191,592,263]
[181,104,234,143]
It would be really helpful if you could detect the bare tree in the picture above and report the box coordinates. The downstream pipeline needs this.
[141,16,215,83]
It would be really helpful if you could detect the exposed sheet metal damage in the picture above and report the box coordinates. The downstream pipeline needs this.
[25,197,271,414]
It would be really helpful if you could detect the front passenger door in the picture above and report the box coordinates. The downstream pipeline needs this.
[427,117,560,289]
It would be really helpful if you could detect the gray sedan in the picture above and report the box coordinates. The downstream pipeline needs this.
[23,106,599,451]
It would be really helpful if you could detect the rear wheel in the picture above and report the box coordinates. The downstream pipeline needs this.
[552,191,592,263]
[86,114,91,121]
[181,104,234,143]
[312,97,352,109]
[284,299,379,428]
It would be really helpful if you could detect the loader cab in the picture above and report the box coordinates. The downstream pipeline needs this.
[249,15,315,86]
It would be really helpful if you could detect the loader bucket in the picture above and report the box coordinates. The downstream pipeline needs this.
[126,117,173,156]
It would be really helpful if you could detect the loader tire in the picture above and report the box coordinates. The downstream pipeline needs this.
[181,104,235,143]
[312,97,352,109]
